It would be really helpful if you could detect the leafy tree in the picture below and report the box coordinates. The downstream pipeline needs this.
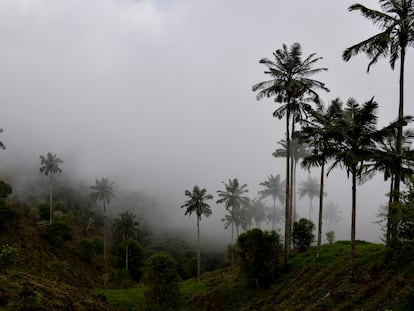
[217,178,248,265]
[298,175,323,222]
[0,182,21,231]
[236,228,282,288]
[44,220,73,247]
[259,174,285,229]
[326,231,336,244]
[113,211,139,272]
[181,185,213,281]
[252,42,329,267]
[143,252,181,311]
[39,152,63,223]
[90,177,115,264]
[292,218,315,251]
[343,1,414,242]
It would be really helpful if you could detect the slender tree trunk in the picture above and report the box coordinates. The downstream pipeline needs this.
[350,168,357,281]
[231,220,234,265]
[49,175,53,223]
[316,162,325,259]
[272,198,276,230]
[284,107,291,268]
[126,243,129,272]
[386,175,394,246]
[293,159,297,222]
[390,46,405,248]
[309,198,313,222]
[197,216,200,282]
[103,201,107,265]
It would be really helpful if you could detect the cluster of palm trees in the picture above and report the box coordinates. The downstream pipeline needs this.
[252,0,414,280]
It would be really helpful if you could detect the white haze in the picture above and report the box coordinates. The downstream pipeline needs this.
[1,0,413,248]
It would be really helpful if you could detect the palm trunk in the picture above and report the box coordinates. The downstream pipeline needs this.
[49,175,53,223]
[386,174,394,246]
[390,46,405,248]
[197,216,200,282]
[231,220,234,265]
[126,243,129,272]
[272,198,276,230]
[293,159,298,222]
[103,201,107,265]
[316,161,325,259]
[350,168,357,281]
[284,107,291,268]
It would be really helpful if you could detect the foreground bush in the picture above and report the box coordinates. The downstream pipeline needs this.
[143,252,181,310]
[293,218,315,251]
[237,228,282,288]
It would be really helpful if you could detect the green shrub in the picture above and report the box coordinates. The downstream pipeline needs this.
[0,181,12,199]
[326,230,335,244]
[0,243,19,272]
[37,201,50,221]
[143,252,181,310]
[236,228,282,287]
[293,218,315,251]
[0,199,21,232]
[44,221,73,247]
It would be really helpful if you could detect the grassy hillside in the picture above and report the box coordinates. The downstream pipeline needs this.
[97,241,414,310]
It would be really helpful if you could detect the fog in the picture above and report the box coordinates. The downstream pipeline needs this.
[1,0,413,250]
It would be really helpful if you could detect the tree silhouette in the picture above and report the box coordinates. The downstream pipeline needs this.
[0,128,5,150]
[217,178,248,265]
[343,1,414,240]
[252,42,329,267]
[90,177,115,265]
[259,174,285,229]
[113,211,139,272]
[39,152,63,223]
[181,185,213,281]
[298,176,322,222]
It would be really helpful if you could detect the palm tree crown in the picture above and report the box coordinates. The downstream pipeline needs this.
[40,152,63,177]
[90,177,115,209]
[182,185,213,221]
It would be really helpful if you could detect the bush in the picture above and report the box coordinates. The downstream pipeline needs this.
[143,252,181,310]
[0,181,12,198]
[37,201,50,221]
[236,228,282,288]
[0,243,19,272]
[326,231,335,244]
[44,221,73,247]
[292,218,315,251]
[0,199,22,232]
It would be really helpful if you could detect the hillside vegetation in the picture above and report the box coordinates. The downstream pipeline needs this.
[97,241,414,310]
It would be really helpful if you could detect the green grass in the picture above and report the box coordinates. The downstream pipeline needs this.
[92,241,414,310]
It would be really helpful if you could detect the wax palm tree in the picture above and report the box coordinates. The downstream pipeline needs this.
[181,185,213,281]
[327,97,407,280]
[343,1,414,219]
[39,152,63,223]
[368,129,414,244]
[113,211,139,272]
[217,178,248,265]
[91,177,115,265]
[300,99,342,257]
[323,202,343,230]
[253,42,329,267]
[298,176,322,222]
[259,174,285,229]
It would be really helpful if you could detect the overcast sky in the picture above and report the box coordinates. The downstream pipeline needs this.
[1,0,413,243]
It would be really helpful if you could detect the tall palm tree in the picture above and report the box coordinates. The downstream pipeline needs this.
[91,177,115,265]
[328,97,405,280]
[253,42,329,267]
[299,99,343,257]
[39,152,63,223]
[251,198,267,229]
[323,202,343,230]
[343,1,414,243]
[298,176,322,222]
[113,211,139,272]
[217,178,248,265]
[181,185,213,281]
[259,174,285,229]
